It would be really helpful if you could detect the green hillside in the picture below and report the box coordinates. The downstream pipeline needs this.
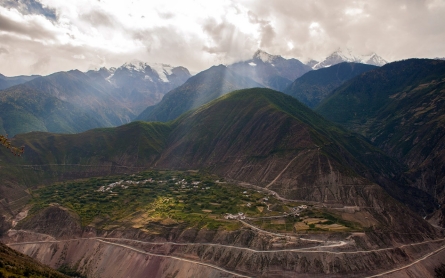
[284,62,377,108]
[316,58,445,225]
[158,88,436,215]
[0,88,437,236]
[0,69,162,136]
[136,65,263,122]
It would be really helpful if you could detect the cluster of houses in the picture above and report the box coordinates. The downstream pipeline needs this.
[96,177,207,193]
[96,178,156,192]
[175,179,201,186]
[285,205,308,217]
[224,212,246,220]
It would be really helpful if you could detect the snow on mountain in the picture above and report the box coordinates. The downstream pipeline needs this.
[313,48,387,69]
[149,63,173,82]
[305,59,319,68]
[360,53,388,66]
[252,50,281,64]
[119,60,175,83]
[228,50,312,92]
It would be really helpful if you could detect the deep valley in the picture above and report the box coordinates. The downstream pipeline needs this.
[1,55,445,277]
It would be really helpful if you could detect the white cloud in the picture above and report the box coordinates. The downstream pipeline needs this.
[73,54,85,59]
[0,0,444,76]
[345,8,363,16]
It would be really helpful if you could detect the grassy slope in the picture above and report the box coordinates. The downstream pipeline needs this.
[0,70,140,136]
[316,58,445,219]
[167,88,399,179]
[316,59,445,131]
[136,65,263,122]
[284,62,377,108]
[0,87,438,240]
[160,88,435,215]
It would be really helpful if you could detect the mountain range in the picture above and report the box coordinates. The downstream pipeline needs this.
[0,62,190,136]
[284,62,378,108]
[310,48,388,69]
[136,65,262,122]
[86,61,191,112]
[1,88,434,236]
[317,58,445,226]
[0,49,390,136]
[1,55,445,277]
[312,48,388,69]
[0,73,39,91]
[228,50,312,91]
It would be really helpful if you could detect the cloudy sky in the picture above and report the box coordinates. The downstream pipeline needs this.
[0,0,444,76]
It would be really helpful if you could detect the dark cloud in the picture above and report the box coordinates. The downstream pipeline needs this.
[0,0,57,21]
[0,12,55,39]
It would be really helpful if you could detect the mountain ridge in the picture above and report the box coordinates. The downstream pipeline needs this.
[284,62,377,108]
[136,65,263,122]
[228,50,312,91]
[312,48,387,69]
[316,58,445,226]
[0,62,191,136]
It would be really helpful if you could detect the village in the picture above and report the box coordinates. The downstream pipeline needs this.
[97,177,211,193]
[94,174,311,223]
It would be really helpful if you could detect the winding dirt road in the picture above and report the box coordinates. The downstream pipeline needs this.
[8,233,445,277]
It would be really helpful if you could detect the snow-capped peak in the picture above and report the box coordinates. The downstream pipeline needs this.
[122,60,147,72]
[149,63,173,82]
[313,48,387,69]
[119,60,173,82]
[332,47,356,61]
[253,50,280,63]
[361,53,388,66]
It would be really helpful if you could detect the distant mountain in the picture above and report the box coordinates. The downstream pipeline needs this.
[0,70,132,136]
[136,65,262,122]
[316,58,445,226]
[0,62,190,136]
[228,50,312,91]
[87,61,191,113]
[305,59,319,68]
[313,48,387,69]
[284,62,377,108]
[0,73,39,90]
[1,88,436,238]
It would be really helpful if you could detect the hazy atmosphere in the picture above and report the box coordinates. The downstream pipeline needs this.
[2,1,445,277]
[0,0,444,75]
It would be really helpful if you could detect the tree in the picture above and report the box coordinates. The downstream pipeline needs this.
[0,134,24,156]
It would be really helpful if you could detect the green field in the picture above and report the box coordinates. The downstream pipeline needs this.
[28,170,360,233]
